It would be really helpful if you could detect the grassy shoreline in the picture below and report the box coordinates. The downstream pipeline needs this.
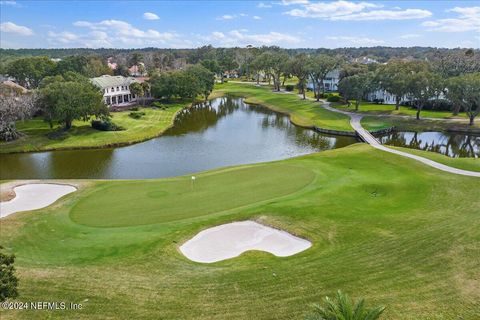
[1,144,479,319]
[0,102,191,154]
[0,83,354,154]
[214,82,354,132]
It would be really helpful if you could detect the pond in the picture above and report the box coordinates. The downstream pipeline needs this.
[0,97,356,179]
[379,131,480,158]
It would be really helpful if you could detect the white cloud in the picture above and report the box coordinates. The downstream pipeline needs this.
[400,33,420,39]
[0,1,18,6]
[253,16,262,20]
[0,22,33,36]
[285,1,380,18]
[217,14,236,20]
[143,12,160,20]
[326,35,385,45]
[204,29,301,47]
[211,31,226,40]
[47,31,78,44]
[278,0,310,6]
[46,19,179,48]
[257,2,272,8]
[284,1,431,21]
[422,6,480,32]
[331,8,431,21]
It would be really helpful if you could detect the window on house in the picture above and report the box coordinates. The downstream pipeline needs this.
[116,87,119,91]
[111,87,114,92]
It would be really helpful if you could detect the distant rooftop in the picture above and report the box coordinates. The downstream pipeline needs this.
[90,75,136,88]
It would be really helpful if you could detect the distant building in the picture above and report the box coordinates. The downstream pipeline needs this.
[366,90,410,105]
[307,69,340,91]
[352,56,378,64]
[0,80,28,96]
[90,75,139,107]
[107,57,117,70]
[129,62,146,77]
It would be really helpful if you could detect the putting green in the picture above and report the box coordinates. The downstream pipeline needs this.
[70,164,316,227]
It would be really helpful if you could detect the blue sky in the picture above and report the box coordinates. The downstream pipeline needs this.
[1,0,479,49]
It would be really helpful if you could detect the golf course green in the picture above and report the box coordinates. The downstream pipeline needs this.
[1,144,479,319]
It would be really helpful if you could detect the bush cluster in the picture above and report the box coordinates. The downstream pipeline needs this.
[326,95,341,102]
[129,111,146,119]
[91,118,124,131]
[151,101,170,110]
[285,84,295,91]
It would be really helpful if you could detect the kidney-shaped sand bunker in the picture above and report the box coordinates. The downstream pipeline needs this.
[0,183,77,218]
[180,221,312,263]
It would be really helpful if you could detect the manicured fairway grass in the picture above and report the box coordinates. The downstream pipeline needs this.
[214,82,353,132]
[334,101,468,119]
[1,144,479,319]
[0,104,185,154]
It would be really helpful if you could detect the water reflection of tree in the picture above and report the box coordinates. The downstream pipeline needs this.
[383,132,479,158]
[165,97,241,135]
[48,149,115,179]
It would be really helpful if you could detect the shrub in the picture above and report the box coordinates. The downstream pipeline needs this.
[327,95,341,102]
[305,291,385,320]
[91,118,124,131]
[130,107,139,111]
[129,111,146,119]
[152,101,169,110]
[0,123,19,142]
[285,84,295,91]
[0,246,19,302]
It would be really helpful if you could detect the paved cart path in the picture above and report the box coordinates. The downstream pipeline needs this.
[319,101,480,177]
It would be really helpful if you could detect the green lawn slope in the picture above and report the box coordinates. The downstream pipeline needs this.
[1,144,479,319]
[214,82,353,132]
[0,104,185,154]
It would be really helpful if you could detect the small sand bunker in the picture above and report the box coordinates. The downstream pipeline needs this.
[0,184,77,218]
[180,221,311,263]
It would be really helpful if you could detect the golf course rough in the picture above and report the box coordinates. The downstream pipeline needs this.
[1,144,479,319]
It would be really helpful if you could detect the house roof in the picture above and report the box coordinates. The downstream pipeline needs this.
[0,80,28,94]
[90,75,136,89]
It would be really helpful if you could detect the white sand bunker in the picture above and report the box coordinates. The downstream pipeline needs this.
[0,184,77,218]
[180,221,312,263]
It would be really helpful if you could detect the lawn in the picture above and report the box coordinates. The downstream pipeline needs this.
[1,144,479,319]
[0,104,186,154]
[361,115,480,132]
[333,101,468,119]
[388,146,480,172]
[214,82,353,132]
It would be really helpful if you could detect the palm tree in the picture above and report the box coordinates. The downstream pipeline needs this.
[305,291,385,320]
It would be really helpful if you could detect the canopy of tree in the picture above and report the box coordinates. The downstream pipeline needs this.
[149,64,214,101]
[40,74,108,129]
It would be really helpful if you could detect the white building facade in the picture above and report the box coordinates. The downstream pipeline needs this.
[91,75,139,107]
[307,69,340,92]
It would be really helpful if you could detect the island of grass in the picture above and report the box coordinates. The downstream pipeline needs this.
[0,103,185,154]
[1,144,479,319]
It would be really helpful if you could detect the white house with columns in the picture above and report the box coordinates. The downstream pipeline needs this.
[91,75,141,107]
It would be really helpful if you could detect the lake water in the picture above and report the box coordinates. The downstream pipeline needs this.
[379,131,480,158]
[0,97,356,179]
